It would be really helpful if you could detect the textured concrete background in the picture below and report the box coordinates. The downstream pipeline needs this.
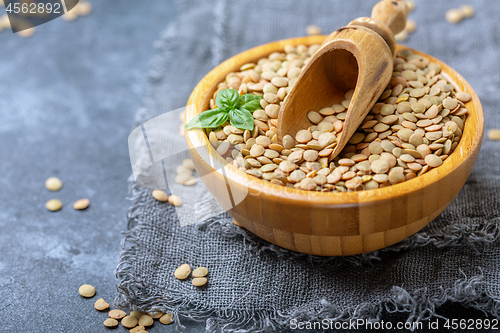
[0,1,182,332]
[0,1,495,332]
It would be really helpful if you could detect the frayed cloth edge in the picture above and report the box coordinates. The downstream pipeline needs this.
[115,179,500,333]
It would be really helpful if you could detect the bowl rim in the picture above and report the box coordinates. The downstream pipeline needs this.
[185,36,484,206]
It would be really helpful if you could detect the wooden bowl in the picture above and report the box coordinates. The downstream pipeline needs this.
[184,36,484,256]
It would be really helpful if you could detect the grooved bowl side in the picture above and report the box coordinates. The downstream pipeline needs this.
[184,36,484,256]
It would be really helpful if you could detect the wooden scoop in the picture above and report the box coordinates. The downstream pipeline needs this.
[277,0,409,159]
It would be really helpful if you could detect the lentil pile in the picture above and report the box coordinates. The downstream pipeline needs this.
[205,46,471,192]
[78,284,173,330]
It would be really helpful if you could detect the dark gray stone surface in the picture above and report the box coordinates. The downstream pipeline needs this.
[0,1,495,332]
[0,1,181,332]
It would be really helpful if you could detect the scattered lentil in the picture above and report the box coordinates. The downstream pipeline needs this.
[130,326,147,333]
[184,178,197,186]
[121,315,139,328]
[159,313,173,325]
[152,190,169,202]
[16,27,35,38]
[395,18,417,42]
[168,195,183,206]
[75,0,93,16]
[138,315,154,327]
[45,177,63,191]
[147,311,164,319]
[103,318,119,328]
[73,198,89,210]
[460,4,475,18]
[405,19,417,33]
[487,129,500,141]
[0,14,9,33]
[46,199,62,212]
[130,311,144,319]
[175,172,192,184]
[63,0,93,21]
[78,284,95,297]
[109,309,127,320]
[395,30,408,42]
[192,267,209,278]
[405,0,415,12]
[306,25,322,36]
[174,263,191,280]
[94,298,109,311]
[446,8,464,24]
[175,160,198,186]
[192,277,208,287]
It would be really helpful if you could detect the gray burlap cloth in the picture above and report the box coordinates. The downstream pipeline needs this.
[115,1,500,331]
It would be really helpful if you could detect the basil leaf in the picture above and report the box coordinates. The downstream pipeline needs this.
[241,99,263,113]
[239,93,262,105]
[184,108,228,130]
[239,94,263,113]
[229,108,254,131]
[215,89,240,112]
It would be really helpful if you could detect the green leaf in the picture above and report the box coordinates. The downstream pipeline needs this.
[215,89,240,111]
[239,94,263,113]
[239,93,262,105]
[241,99,262,113]
[229,108,254,131]
[184,108,228,130]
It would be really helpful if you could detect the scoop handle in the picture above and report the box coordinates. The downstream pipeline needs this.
[371,0,409,35]
[348,0,408,57]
